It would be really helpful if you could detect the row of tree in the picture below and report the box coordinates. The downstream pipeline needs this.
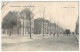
[2,2,64,38]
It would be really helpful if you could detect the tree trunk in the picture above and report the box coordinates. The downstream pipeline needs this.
[12,28,13,35]
[30,20,31,38]
[9,29,11,37]
[23,18,24,35]
[43,20,44,37]
[17,27,19,36]
[50,23,51,35]
[7,29,8,35]
[6,29,7,35]
[20,26,21,35]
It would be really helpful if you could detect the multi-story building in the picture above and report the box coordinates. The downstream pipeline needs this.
[34,18,50,34]
[2,8,34,36]
[18,8,34,35]
[34,18,64,35]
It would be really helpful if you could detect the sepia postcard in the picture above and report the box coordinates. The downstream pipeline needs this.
[1,1,79,51]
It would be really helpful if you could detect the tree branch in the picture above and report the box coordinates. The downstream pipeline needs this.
[1,2,8,9]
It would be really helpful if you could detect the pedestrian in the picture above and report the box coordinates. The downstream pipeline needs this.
[53,33,55,37]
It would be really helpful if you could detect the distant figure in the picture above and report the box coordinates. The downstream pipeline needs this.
[57,33,59,37]
[53,33,55,37]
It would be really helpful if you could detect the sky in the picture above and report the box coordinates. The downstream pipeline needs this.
[1,1,79,32]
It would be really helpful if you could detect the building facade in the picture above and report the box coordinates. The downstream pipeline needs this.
[34,18,50,34]
[34,18,64,34]
[2,8,34,36]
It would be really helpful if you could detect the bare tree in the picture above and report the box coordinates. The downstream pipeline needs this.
[21,4,35,38]
[1,2,8,9]
[27,4,40,38]
[42,6,45,37]
[28,5,35,39]
[49,16,51,35]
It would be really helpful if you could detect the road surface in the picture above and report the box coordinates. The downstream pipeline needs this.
[2,34,79,51]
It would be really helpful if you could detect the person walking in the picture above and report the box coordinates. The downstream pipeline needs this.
[53,32,55,37]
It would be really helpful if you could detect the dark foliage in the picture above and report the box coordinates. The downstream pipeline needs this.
[2,11,17,29]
